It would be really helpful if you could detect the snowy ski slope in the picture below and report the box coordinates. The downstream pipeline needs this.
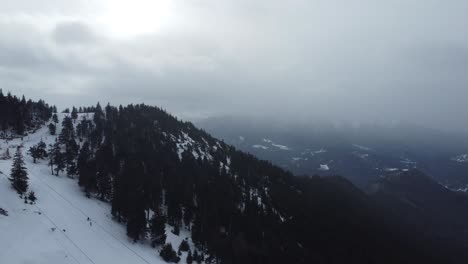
[0,114,192,264]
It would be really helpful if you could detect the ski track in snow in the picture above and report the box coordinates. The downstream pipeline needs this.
[0,114,193,264]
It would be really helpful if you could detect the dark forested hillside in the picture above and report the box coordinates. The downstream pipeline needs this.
[370,170,468,262]
[58,103,458,264]
[0,90,54,137]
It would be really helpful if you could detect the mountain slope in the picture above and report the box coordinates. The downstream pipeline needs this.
[72,104,457,263]
[0,113,191,264]
[0,102,463,263]
[370,170,468,262]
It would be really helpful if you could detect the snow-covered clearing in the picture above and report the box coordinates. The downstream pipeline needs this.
[0,114,193,264]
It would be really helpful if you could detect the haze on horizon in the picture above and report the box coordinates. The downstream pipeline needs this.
[1,0,467,132]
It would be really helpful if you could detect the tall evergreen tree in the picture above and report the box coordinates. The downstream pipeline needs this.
[65,139,79,177]
[59,116,75,144]
[150,213,167,247]
[71,106,78,121]
[179,240,190,252]
[186,251,193,264]
[126,207,146,242]
[52,113,59,124]
[77,142,92,187]
[95,143,116,200]
[160,244,180,263]
[9,147,28,194]
[48,123,56,135]
[28,140,47,163]
[48,140,64,176]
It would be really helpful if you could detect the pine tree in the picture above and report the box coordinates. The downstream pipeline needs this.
[96,170,112,200]
[28,145,39,163]
[1,148,11,160]
[186,251,193,264]
[9,147,28,195]
[94,143,115,200]
[172,224,180,236]
[71,106,78,121]
[37,140,47,157]
[77,142,91,187]
[52,113,59,124]
[47,144,54,175]
[65,139,79,177]
[48,123,56,135]
[126,208,146,242]
[160,244,180,263]
[150,214,167,247]
[179,240,190,252]
[28,191,37,203]
[59,116,75,144]
[28,140,47,163]
[14,112,25,135]
[48,140,64,176]
[193,250,201,264]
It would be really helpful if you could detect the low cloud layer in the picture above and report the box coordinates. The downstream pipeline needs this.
[1,0,467,131]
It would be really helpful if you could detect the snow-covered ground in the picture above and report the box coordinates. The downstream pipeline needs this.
[0,114,193,264]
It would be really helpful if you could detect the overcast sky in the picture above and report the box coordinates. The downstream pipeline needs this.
[1,0,467,131]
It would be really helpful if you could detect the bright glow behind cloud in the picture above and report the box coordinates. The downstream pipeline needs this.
[96,0,175,38]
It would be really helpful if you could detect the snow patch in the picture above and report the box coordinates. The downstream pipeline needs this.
[318,164,330,171]
[313,148,327,154]
[176,131,213,162]
[452,154,468,163]
[302,148,327,156]
[400,158,417,165]
[271,143,291,151]
[352,144,372,151]
[353,151,369,159]
[252,145,269,150]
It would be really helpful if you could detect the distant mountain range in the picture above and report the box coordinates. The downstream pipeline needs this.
[197,115,468,190]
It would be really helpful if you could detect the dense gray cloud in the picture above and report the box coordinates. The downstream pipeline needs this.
[0,0,467,131]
